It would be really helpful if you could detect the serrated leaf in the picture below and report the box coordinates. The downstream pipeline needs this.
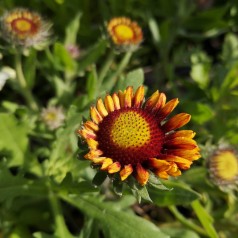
[148,180,200,206]
[61,194,169,238]
[0,113,29,167]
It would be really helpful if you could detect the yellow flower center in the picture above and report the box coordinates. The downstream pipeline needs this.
[96,108,164,166]
[13,18,32,32]
[214,151,238,181]
[114,24,134,41]
[111,111,150,148]
[45,112,57,121]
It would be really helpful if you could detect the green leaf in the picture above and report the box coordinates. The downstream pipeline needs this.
[45,108,82,182]
[160,227,200,238]
[53,42,75,71]
[135,186,152,203]
[183,102,214,124]
[0,165,47,203]
[221,63,238,94]
[33,232,57,238]
[78,39,107,72]
[148,180,200,206]
[221,33,238,64]
[148,172,171,190]
[86,65,98,100]
[192,200,219,238]
[61,195,169,238]
[0,113,29,166]
[115,68,144,91]
[190,51,211,90]
[65,12,82,45]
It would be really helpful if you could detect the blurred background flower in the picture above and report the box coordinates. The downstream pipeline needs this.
[0,8,51,47]
[41,106,65,130]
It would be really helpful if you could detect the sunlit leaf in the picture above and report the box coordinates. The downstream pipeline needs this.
[61,195,169,238]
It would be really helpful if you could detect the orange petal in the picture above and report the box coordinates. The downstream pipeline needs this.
[120,164,133,181]
[104,95,115,112]
[157,98,179,121]
[162,113,191,131]
[112,93,121,110]
[96,98,108,117]
[159,155,192,169]
[78,129,96,140]
[167,163,181,177]
[86,138,99,150]
[166,148,201,161]
[133,86,144,108]
[90,106,103,124]
[136,163,149,186]
[164,137,198,150]
[84,121,99,132]
[118,90,125,108]
[124,86,133,108]
[166,130,196,140]
[145,90,160,109]
[108,162,121,173]
[84,149,103,160]
[147,158,170,171]
[92,157,106,164]
[155,170,169,180]
[101,158,113,170]
[153,92,166,111]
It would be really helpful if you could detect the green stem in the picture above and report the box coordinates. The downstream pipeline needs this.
[108,51,133,83]
[98,50,115,85]
[48,189,69,237]
[169,205,208,237]
[15,53,38,110]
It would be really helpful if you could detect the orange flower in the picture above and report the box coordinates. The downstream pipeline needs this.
[107,17,143,50]
[78,86,200,186]
[0,8,51,47]
[209,148,238,191]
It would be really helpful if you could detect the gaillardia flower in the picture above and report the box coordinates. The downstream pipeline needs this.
[41,106,65,130]
[78,86,200,186]
[107,17,143,50]
[209,148,238,191]
[0,8,51,47]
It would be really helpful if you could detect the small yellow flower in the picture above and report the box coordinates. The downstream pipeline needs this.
[78,86,200,186]
[0,8,51,47]
[107,17,143,50]
[41,106,65,130]
[209,148,238,191]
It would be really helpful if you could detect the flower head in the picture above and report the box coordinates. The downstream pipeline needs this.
[41,106,65,130]
[0,8,51,47]
[107,17,143,51]
[208,148,238,191]
[78,86,200,186]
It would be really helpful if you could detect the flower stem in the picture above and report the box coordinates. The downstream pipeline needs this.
[168,205,208,237]
[15,53,38,111]
[108,51,133,83]
[48,189,69,237]
[98,50,115,85]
